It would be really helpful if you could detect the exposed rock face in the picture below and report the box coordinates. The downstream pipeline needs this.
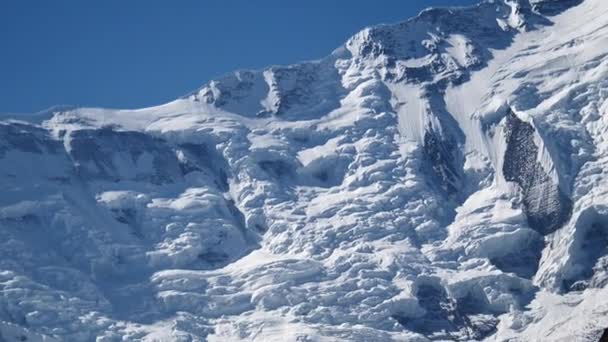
[423,129,462,196]
[502,110,572,235]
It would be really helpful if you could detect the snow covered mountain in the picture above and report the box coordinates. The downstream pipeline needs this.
[2,0,608,340]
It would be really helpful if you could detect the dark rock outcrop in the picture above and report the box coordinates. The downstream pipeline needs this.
[502,110,571,235]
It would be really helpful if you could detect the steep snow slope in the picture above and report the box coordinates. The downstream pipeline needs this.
[2,0,608,340]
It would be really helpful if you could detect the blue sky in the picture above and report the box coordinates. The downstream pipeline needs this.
[0,0,479,113]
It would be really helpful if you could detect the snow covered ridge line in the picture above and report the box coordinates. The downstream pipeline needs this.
[2,0,608,340]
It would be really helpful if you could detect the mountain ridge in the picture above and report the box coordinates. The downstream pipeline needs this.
[1,0,608,341]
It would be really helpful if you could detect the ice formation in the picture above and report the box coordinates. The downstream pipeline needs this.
[1,0,608,340]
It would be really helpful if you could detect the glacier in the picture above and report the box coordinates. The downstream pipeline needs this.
[1,0,608,340]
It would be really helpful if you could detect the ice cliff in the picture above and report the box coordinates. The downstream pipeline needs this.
[1,0,608,340]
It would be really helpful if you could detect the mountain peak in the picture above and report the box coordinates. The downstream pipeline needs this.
[2,0,608,341]
[182,0,580,124]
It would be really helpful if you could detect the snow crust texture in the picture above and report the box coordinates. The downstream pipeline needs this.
[2,0,608,340]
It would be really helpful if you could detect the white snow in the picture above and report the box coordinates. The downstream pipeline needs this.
[1,0,608,341]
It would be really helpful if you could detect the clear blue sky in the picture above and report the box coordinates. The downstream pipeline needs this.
[0,0,479,113]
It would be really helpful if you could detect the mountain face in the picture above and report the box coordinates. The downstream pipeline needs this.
[1,0,608,340]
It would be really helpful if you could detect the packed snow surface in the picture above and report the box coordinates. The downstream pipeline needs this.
[2,0,608,340]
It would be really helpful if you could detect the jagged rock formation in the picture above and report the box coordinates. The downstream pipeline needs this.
[502,109,572,235]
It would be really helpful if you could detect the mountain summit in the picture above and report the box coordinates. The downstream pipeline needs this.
[1,0,608,340]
